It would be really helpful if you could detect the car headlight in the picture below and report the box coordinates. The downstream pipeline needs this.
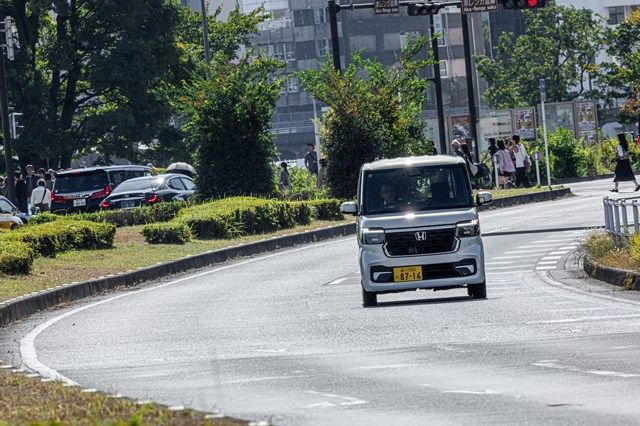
[456,220,480,237]
[362,228,386,244]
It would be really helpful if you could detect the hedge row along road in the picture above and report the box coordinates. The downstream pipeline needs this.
[5,178,640,424]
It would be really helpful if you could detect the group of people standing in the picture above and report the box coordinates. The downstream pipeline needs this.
[0,165,54,213]
[488,135,532,189]
[279,143,327,192]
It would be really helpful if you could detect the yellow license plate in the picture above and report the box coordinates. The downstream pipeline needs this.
[393,266,423,283]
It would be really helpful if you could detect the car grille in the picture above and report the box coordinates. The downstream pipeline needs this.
[385,228,456,256]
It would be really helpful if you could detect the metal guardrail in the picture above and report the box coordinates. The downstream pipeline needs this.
[603,196,640,237]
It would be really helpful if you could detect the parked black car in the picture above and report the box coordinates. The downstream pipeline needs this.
[99,174,196,210]
[51,165,151,213]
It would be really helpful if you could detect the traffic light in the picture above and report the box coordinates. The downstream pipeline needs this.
[407,2,444,16]
[501,0,547,9]
[9,112,23,139]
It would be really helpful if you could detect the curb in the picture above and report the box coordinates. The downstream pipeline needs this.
[0,187,574,328]
[583,255,640,291]
[478,187,572,211]
[0,223,356,327]
[554,173,614,185]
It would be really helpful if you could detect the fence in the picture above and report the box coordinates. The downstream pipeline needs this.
[603,196,640,237]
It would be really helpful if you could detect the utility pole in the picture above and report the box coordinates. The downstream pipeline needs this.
[200,0,211,63]
[1,17,15,204]
[429,14,447,155]
[460,12,479,161]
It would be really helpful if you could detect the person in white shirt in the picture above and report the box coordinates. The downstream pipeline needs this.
[30,179,52,214]
[511,135,531,188]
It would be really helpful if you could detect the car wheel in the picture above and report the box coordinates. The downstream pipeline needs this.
[362,285,377,307]
[10,223,18,230]
[468,281,487,299]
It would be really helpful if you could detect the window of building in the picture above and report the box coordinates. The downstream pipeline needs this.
[399,31,419,49]
[439,60,449,79]
[287,76,299,93]
[316,39,329,57]
[608,6,626,25]
[314,8,326,24]
[350,34,377,51]
[272,43,295,61]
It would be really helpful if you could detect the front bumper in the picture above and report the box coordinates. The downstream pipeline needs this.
[360,236,485,293]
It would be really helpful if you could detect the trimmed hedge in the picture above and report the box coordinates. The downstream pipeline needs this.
[76,201,183,227]
[177,197,306,239]
[142,222,192,244]
[0,241,34,275]
[1,220,116,257]
[306,199,344,221]
[27,212,59,225]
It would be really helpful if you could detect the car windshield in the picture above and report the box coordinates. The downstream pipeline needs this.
[54,170,108,193]
[112,178,161,194]
[363,165,472,214]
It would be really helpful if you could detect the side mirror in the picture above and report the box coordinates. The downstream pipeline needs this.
[476,191,493,206]
[340,201,358,215]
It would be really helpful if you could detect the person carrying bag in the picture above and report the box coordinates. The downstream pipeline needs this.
[30,179,52,214]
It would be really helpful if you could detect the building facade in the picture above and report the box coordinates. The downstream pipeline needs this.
[181,0,236,19]
[243,0,495,158]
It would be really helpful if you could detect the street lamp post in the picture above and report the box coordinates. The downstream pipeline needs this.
[1,17,15,203]
[540,79,551,189]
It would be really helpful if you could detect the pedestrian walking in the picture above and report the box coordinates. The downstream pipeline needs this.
[611,133,640,192]
[30,179,51,214]
[14,171,28,213]
[452,140,478,178]
[24,164,38,199]
[317,158,328,188]
[488,138,498,187]
[496,139,515,189]
[280,162,292,192]
[304,143,318,176]
[512,135,532,188]
[0,176,5,197]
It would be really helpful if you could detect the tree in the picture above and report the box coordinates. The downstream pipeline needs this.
[298,37,435,199]
[475,1,606,109]
[2,0,187,169]
[600,9,640,127]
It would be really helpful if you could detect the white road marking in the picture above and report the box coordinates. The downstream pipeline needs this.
[219,375,308,385]
[491,255,542,260]
[537,261,559,265]
[327,277,348,285]
[540,256,562,260]
[486,260,534,265]
[304,391,368,408]
[355,364,415,370]
[546,307,605,312]
[512,248,560,253]
[487,266,532,271]
[536,267,557,271]
[484,227,511,234]
[533,361,640,378]
[547,251,570,256]
[442,389,501,395]
[528,314,640,324]
[19,238,352,386]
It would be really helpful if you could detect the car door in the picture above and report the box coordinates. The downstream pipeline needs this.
[0,198,15,229]
[166,177,187,200]
[178,177,196,199]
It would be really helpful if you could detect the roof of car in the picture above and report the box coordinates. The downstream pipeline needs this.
[55,165,150,176]
[117,173,191,183]
[362,155,465,172]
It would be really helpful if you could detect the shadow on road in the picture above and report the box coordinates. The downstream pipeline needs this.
[370,295,481,309]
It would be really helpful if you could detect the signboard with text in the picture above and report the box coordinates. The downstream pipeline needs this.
[512,108,537,141]
[375,0,399,14]
[461,0,498,14]
[574,100,598,143]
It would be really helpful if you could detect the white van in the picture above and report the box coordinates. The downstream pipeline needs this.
[340,155,492,307]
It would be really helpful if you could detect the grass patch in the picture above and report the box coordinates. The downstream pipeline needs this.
[0,368,243,425]
[582,231,640,278]
[475,185,564,200]
[0,219,354,302]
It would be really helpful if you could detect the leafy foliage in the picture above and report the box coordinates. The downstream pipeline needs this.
[0,241,34,275]
[142,222,192,244]
[475,0,606,108]
[298,36,436,199]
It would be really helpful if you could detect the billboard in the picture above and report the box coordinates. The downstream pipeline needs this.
[574,100,598,143]
[512,108,537,141]
[479,110,513,154]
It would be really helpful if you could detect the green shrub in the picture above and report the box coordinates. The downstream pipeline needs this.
[27,212,59,225]
[76,201,184,227]
[290,202,313,225]
[277,167,330,200]
[306,199,344,221]
[0,241,34,275]
[177,197,308,239]
[0,220,116,257]
[142,223,192,244]
[583,231,617,261]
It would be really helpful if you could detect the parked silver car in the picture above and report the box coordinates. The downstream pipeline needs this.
[340,155,493,307]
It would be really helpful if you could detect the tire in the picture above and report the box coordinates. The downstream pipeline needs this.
[10,223,18,230]
[362,286,377,307]
[468,281,487,299]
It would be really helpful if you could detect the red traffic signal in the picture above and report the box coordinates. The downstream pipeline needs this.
[502,0,546,9]
[407,2,444,16]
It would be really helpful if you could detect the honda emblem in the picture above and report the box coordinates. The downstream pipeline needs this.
[415,231,427,241]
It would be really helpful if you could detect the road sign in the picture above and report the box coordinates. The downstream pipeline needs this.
[539,78,547,102]
[461,0,498,14]
[375,0,399,14]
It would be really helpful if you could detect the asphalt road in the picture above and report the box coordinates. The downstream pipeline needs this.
[5,178,640,425]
